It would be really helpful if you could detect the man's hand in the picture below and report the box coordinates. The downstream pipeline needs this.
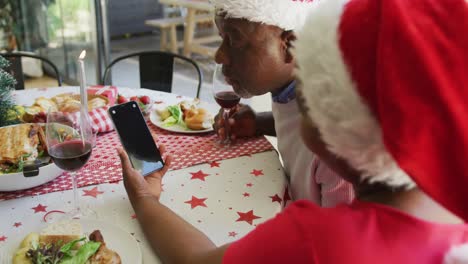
[213,104,257,141]
[117,146,172,201]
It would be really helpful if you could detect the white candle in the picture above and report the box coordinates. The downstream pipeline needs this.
[78,50,88,111]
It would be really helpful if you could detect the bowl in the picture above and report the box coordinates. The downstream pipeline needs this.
[0,163,63,192]
[0,123,65,192]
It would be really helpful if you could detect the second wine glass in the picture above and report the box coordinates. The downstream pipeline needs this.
[45,102,96,221]
[212,64,241,145]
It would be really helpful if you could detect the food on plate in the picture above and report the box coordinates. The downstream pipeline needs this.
[13,220,121,264]
[185,108,212,130]
[155,108,171,120]
[0,124,48,174]
[156,99,214,131]
[21,93,109,123]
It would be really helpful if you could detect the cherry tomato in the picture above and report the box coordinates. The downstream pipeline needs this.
[139,95,151,105]
[117,95,129,104]
[130,96,140,102]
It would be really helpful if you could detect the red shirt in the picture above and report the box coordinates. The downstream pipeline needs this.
[223,201,468,264]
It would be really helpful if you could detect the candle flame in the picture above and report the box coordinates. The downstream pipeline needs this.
[79,50,86,60]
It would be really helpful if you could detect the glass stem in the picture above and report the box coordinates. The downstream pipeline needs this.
[71,171,81,214]
[223,108,231,141]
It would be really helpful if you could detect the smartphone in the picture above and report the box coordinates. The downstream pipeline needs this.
[108,101,164,176]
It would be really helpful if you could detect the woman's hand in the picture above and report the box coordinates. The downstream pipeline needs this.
[117,145,172,201]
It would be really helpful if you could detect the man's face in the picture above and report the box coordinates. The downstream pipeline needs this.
[214,16,295,98]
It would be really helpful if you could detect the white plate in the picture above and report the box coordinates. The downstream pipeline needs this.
[0,124,63,192]
[3,219,142,264]
[150,101,219,134]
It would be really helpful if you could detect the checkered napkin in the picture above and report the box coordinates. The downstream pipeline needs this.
[68,107,114,133]
[89,106,114,133]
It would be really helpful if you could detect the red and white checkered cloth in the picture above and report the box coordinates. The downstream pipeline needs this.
[89,106,113,133]
[0,122,274,201]
[68,106,114,133]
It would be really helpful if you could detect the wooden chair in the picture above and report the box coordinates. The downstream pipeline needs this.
[1,52,62,90]
[102,51,203,98]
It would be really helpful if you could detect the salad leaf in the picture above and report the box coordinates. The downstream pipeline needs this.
[60,241,101,264]
[162,116,177,127]
[167,105,183,124]
[60,237,86,258]
[26,242,64,264]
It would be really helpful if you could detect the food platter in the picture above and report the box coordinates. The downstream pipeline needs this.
[3,219,142,264]
[149,100,219,134]
[0,123,63,192]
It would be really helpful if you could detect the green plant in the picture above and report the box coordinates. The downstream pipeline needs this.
[0,55,19,127]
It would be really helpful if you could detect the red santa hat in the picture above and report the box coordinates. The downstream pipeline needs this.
[211,0,315,31]
[295,0,468,225]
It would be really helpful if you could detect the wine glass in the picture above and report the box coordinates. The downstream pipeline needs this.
[212,64,241,145]
[45,101,96,221]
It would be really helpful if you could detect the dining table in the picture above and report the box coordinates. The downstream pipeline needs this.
[159,0,219,57]
[0,86,289,263]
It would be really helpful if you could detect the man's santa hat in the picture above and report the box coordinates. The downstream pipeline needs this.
[295,0,468,228]
[211,0,314,31]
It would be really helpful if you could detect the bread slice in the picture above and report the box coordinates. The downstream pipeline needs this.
[34,97,58,113]
[39,220,82,246]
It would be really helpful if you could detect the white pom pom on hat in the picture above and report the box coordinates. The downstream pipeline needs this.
[444,244,468,264]
[211,0,316,31]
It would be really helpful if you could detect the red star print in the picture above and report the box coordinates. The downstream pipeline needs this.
[236,210,261,225]
[228,231,238,237]
[190,170,210,181]
[246,183,253,187]
[270,194,283,204]
[250,169,264,177]
[209,161,220,168]
[82,187,104,198]
[184,196,208,209]
[283,186,291,206]
[0,236,6,242]
[13,222,22,228]
[32,204,47,213]
[243,192,250,197]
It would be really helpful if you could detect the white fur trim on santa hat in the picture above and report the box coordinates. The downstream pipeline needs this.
[294,0,415,188]
[211,0,316,31]
[444,244,468,264]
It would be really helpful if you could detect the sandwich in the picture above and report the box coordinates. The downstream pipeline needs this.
[13,220,121,264]
[0,124,47,174]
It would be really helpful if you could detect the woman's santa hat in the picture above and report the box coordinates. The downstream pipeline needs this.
[295,0,468,224]
[211,0,315,31]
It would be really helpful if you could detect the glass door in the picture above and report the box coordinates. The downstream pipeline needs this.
[12,0,106,85]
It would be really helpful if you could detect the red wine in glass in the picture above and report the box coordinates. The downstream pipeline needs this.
[49,140,92,171]
[214,91,241,109]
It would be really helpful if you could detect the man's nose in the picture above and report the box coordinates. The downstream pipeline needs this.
[214,42,230,65]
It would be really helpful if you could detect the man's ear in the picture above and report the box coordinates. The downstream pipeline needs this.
[281,30,297,64]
